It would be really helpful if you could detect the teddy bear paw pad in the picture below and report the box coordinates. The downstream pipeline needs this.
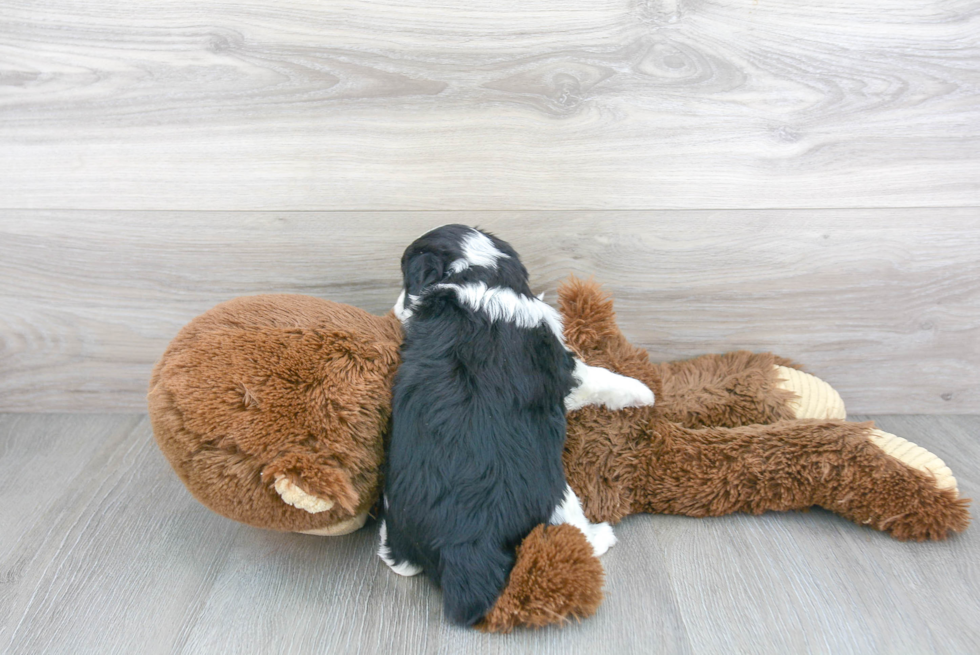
[274,475,335,513]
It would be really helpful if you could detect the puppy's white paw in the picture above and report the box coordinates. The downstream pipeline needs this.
[378,520,423,577]
[585,522,617,557]
[549,485,617,557]
[605,375,655,410]
[565,360,655,411]
[386,559,423,577]
[274,475,334,514]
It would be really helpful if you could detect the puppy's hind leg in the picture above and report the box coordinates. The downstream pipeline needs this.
[549,485,617,556]
[378,520,422,577]
[440,542,514,626]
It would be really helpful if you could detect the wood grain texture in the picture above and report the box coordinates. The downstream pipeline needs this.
[1,0,978,210]
[2,210,978,413]
[0,413,978,654]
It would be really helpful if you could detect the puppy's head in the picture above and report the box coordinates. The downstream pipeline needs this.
[394,225,531,320]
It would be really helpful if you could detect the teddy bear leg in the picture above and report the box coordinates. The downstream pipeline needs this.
[652,351,845,429]
[865,428,958,493]
[773,365,846,420]
[478,524,605,633]
[628,418,970,541]
[813,424,968,540]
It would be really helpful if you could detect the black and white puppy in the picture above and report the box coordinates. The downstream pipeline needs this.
[379,225,653,626]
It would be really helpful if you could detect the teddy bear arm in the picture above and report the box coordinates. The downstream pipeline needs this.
[261,453,365,517]
[626,418,969,541]
[557,277,664,399]
[556,277,845,427]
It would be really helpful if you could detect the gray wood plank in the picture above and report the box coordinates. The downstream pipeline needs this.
[0,414,977,654]
[2,210,979,413]
[1,0,978,210]
[658,414,980,655]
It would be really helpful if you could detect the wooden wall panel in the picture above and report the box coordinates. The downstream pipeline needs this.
[1,210,977,413]
[1,0,978,210]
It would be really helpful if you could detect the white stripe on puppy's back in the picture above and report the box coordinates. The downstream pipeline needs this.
[461,229,509,270]
[435,282,564,341]
[393,289,419,322]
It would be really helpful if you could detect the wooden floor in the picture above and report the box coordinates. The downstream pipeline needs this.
[1,413,977,654]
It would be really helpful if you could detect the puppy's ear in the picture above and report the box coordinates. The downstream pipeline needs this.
[405,252,445,296]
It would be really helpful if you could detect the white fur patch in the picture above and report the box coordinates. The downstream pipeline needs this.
[549,485,617,556]
[378,520,422,577]
[433,282,565,341]
[565,359,656,411]
[461,229,509,269]
[393,289,417,322]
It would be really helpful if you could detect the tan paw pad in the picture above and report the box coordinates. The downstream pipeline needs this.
[274,475,335,513]
[774,366,846,420]
[868,429,958,495]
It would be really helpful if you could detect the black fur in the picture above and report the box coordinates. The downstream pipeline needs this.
[397,223,533,314]
[384,225,575,625]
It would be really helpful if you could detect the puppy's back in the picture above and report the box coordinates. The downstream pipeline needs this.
[385,288,574,624]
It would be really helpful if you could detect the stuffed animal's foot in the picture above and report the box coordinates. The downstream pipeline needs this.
[565,359,655,412]
[831,424,970,541]
[274,475,335,513]
[550,485,617,556]
[774,366,846,420]
[627,418,969,542]
[868,429,958,494]
[478,524,604,633]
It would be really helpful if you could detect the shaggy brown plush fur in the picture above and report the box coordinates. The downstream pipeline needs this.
[148,294,402,533]
[654,351,801,429]
[149,277,971,632]
[557,278,971,542]
[630,419,971,542]
[479,524,604,633]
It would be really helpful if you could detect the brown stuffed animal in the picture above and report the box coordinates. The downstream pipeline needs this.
[148,277,970,632]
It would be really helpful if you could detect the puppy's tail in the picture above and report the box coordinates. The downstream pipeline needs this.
[439,542,514,626]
